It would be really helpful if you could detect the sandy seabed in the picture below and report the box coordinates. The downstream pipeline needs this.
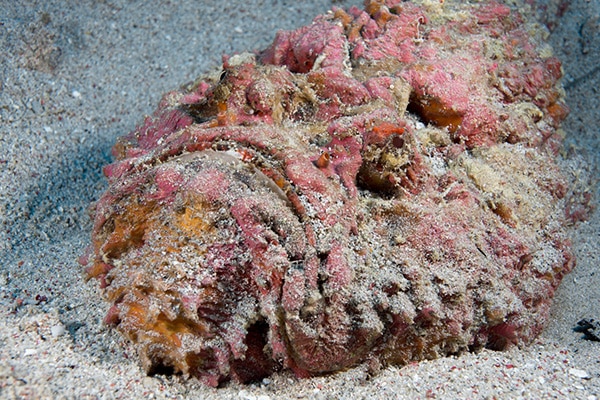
[0,1,598,398]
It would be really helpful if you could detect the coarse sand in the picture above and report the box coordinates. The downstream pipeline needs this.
[0,1,598,399]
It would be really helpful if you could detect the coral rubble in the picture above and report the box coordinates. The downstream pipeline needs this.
[83,0,575,386]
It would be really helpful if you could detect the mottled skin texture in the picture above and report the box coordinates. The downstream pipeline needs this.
[83,0,574,386]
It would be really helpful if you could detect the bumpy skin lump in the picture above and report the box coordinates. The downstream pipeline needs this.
[83,0,575,386]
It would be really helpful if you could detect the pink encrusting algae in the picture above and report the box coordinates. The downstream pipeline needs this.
[82,0,576,386]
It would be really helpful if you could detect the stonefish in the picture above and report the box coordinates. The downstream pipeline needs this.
[83,0,575,386]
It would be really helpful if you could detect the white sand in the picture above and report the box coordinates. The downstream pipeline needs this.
[1,1,598,398]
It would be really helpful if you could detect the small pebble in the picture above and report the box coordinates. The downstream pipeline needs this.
[142,376,155,388]
[569,368,591,379]
[238,389,256,400]
[24,349,38,356]
[72,90,81,98]
[51,324,65,337]
[0,272,8,286]
[31,100,43,114]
